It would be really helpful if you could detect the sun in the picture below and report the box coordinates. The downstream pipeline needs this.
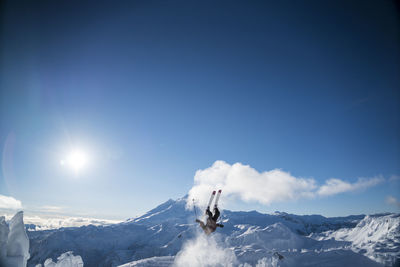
[61,149,89,172]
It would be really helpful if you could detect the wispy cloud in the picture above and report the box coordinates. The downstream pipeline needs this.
[187,161,384,208]
[317,176,384,196]
[38,205,64,212]
[0,194,22,209]
[386,196,400,208]
[389,175,400,182]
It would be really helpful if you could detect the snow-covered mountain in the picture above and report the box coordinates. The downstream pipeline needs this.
[27,197,400,267]
[312,213,400,266]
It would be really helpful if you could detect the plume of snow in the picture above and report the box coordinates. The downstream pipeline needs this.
[173,233,237,267]
[254,257,279,267]
[0,195,22,209]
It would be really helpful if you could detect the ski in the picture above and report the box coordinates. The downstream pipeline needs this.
[214,189,222,208]
[207,191,216,210]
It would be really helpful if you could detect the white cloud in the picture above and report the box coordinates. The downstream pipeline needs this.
[386,196,400,208]
[0,194,22,209]
[4,214,121,230]
[38,205,64,212]
[187,161,384,209]
[317,176,384,196]
[389,175,400,182]
[187,161,317,209]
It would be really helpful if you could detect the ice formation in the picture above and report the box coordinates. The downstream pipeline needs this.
[0,211,30,267]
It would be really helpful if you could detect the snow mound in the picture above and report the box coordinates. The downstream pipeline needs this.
[35,251,83,267]
[0,211,30,267]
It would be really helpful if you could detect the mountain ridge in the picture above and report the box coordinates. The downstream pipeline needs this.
[27,196,399,267]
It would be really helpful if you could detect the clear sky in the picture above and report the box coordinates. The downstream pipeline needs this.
[1,0,399,220]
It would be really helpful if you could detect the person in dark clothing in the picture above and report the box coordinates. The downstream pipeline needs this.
[196,207,224,235]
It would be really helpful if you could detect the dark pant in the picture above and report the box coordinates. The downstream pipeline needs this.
[206,207,220,222]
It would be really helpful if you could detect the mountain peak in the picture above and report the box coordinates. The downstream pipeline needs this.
[126,197,190,225]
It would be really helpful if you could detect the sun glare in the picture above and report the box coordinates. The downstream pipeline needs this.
[61,149,89,172]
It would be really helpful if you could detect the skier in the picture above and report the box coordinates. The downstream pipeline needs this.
[196,207,224,235]
[195,190,224,235]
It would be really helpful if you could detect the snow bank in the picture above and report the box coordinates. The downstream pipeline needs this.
[35,251,84,267]
[0,211,30,267]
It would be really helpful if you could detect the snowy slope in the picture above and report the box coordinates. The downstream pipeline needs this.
[222,221,382,267]
[312,213,400,266]
[28,198,192,267]
[26,197,399,267]
[219,210,363,236]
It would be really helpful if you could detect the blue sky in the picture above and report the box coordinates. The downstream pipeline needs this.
[0,0,399,220]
